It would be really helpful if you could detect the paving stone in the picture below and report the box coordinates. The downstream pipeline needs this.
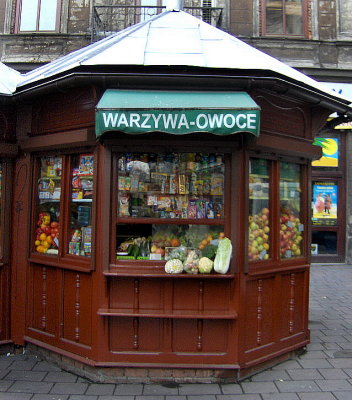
[241,381,278,394]
[142,384,178,395]
[0,370,8,379]
[114,384,144,395]
[10,380,53,394]
[250,369,291,382]
[318,368,350,379]
[44,371,78,382]
[0,379,14,392]
[68,396,98,400]
[0,393,32,399]
[275,380,320,393]
[298,392,337,400]
[272,360,302,370]
[85,383,115,396]
[216,395,261,400]
[178,383,221,394]
[219,383,243,394]
[50,382,89,395]
[333,392,352,400]
[297,359,332,368]
[135,396,165,400]
[5,369,47,381]
[99,397,134,400]
[329,359,352,368]
[0,360,14,369]
[261,394,299,400]
[298,351,327,359]
[287,369,322,380]
[187,396,217,400]
[32,395,69,400]
[315,379,352,391]
[32,361,62,372]
[165,396,187,400]
[8,359,38,370]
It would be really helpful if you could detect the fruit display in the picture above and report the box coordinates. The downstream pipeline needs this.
[34,212,59,254]
[280,206,303,258]
[248,208,270,262]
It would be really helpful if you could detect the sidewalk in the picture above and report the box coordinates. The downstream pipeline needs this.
[1,264,352,399]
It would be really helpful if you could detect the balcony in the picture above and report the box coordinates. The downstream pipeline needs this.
[91,5,223,42]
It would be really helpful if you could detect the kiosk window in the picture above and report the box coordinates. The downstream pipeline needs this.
[248,158,271,262]
[34,153,94,259]
[280,161,303,259]
[116,152,225,262]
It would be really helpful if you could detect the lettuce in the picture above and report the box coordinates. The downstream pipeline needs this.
[214,237,232,274]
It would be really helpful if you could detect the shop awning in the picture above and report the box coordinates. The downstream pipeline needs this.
[95,90,260,137]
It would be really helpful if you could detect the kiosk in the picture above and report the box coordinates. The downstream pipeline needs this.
[7,9,352,381]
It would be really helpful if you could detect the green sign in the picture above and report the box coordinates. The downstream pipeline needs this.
[96,109,260,137]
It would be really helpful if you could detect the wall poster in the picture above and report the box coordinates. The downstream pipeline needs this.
[312,138,339,167]
[312,181,338,226]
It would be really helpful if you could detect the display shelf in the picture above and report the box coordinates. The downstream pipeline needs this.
[104,266,235,279]
[97,307,237,320]
[116,217,225,225]
[72,199,92,202]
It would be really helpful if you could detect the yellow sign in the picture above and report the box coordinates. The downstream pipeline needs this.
[312,138,339,167]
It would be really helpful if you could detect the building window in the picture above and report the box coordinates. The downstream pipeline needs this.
[17,0,60,32]
[262,0,307,36]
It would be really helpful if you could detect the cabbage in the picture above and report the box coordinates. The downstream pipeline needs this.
[198,257,214,274]
[214,237,232,274]
[165,258,184,274]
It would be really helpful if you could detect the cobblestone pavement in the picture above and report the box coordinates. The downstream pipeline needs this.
[1,264,352,399]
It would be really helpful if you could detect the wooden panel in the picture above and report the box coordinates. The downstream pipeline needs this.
[253,92,309,138]
[279,272,306,338]
[109,317,162,352]
[30,265,59,335]
[244,278,274,350]
[173,279,232,312]
[31,86,96,135]
[62,271,92,346]
[109,278,164,311]
[0,106,17,142]
[172,319,229,353]
[0,264,10,341]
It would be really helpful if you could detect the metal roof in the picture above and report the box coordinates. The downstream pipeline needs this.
[11,10,352,109]
[0,62,22,95]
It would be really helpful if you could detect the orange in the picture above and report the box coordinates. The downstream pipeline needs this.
[39,233,47,241]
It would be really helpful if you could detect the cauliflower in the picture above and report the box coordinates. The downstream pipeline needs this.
[165,258,184,274]
[198,257,214,274]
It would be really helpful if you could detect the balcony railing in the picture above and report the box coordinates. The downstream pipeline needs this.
[91,5,223,42]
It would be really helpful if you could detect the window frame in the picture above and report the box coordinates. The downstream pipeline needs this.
[110,150,231,272]
[260,0,309,38]
[29,150,96,272]
[247,154,309,275]
[15,0,62,33]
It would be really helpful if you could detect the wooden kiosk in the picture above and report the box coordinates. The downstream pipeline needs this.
[7,10,352,381]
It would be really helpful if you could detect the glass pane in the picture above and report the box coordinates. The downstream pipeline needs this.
[280,162,303,259]
[20,0,40,31]
[35,157,62,255]
[285,0,303,34]
[248,159,270,262]
[266,0,283,34]
[38,0,57,30]
[117,152,224,220]
[312,181,338,226]
[68,154,94,257]
[116,223,224,264]
[311,231,337,255]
